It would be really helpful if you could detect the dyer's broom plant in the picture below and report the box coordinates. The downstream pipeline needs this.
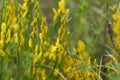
[1,0,120,80]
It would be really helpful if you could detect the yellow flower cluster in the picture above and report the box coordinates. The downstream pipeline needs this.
[112,5,120,50]
[0,23,6,56]
[53,0,69,21]
[33,17,48,65]
[0,0,98,80]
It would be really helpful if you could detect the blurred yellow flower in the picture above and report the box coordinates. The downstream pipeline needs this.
[112,6,120,50]
[52,8,59,21]
[77,40,85,53]
[20,35,24,46]
[1,23,6,33]
[41,70,46,80]
[0,49,5,56]
[59,0,66,13]
[35,45,39,53]
[29,38,33,48]
[0,40,4,49]
[24,0,29,3]
[53,69,59,76]
[6,29,11,43]
[14,33,19,44]
[49,45,56,53]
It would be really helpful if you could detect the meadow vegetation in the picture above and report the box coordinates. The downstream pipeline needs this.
[0,0,120,80]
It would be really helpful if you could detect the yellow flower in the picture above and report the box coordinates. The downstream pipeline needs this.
[14,33,19,44]
[68,73,74,79]
[63,57,73,73]
[35,1,39,9]
[39,17,48,46]
[31,18,37,26]
[112,6,120,50]
[41,70,46,80]
[0,49,5,56]
[22,3,27,10]
[65,9,69,15]
[29,38,33,48]
[87,57,91,65]
[49,53,56,61]
[58,25,66,41]
[77,40,85,53]
[33,52,42,65]
[59,0,66,13]
[31,0,34,3]
[31,31,35,38]
[115,35,120,50]
[6,29,11,43]
[33,46,43,65]
[22,3,28,18]
[39,33,43,44]
[1,23,6,33]
[35,45,39,53]
[87,71,96,80]
[20,35,24,46]
[24,0,29,3]
[33,54,38,65]
[113,22,119,34]
[55,38,60,47]
[112,14,116,20]
[49,45,56,53]
[53,69,59,76]
[13,25,18,32]
[0,40,4,49]
[43,26,48,34]
[52,8,60,21]
[1,32,5,40]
